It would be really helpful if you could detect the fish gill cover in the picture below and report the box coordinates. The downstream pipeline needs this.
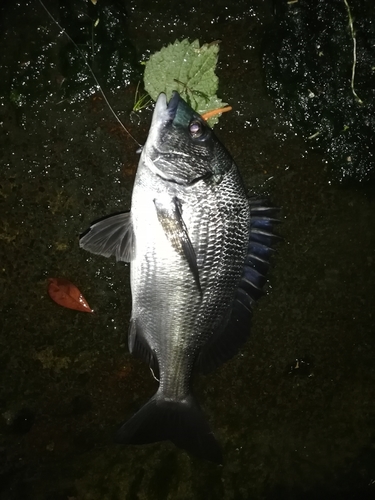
[143,39,228,126]
[263,0,375,184]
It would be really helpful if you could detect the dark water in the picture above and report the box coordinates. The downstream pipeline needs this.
[0,1,374,499]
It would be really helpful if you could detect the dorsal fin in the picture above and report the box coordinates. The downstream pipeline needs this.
[195,200,281,374]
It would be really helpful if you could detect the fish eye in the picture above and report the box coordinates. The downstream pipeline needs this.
[189,120,205,139]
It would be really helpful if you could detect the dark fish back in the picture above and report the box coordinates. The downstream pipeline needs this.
[195,199,280,374]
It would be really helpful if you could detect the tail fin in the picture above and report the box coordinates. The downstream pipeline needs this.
[115,393,222,463]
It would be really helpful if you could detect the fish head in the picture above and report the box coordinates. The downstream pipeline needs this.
[141,92,232,185]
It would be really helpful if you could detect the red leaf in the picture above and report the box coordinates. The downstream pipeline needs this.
[48,278,94,313]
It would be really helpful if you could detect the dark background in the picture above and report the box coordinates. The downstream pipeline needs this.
[0,1,374,498]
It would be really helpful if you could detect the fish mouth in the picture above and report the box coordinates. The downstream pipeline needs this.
[143,92,181,156]
[142,92,191,181]
[153,91,180,123]
[166,91,180,120]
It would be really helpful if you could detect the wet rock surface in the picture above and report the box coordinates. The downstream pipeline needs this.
[0,0,375,499]
[263,0,375,184]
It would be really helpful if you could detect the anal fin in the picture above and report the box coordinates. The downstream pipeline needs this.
[128,319,159,380]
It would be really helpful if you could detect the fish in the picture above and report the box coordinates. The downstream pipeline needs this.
[79,92,279,463]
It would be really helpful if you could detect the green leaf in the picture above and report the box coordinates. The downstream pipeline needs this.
[143,39,228,126]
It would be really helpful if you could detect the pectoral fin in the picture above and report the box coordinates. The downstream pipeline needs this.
[79,212,134,262]
[154,197,201,293]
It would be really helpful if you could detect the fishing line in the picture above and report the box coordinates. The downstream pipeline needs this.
[38,0,142,148]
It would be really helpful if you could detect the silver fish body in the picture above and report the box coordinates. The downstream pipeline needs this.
[80,92,278,462]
